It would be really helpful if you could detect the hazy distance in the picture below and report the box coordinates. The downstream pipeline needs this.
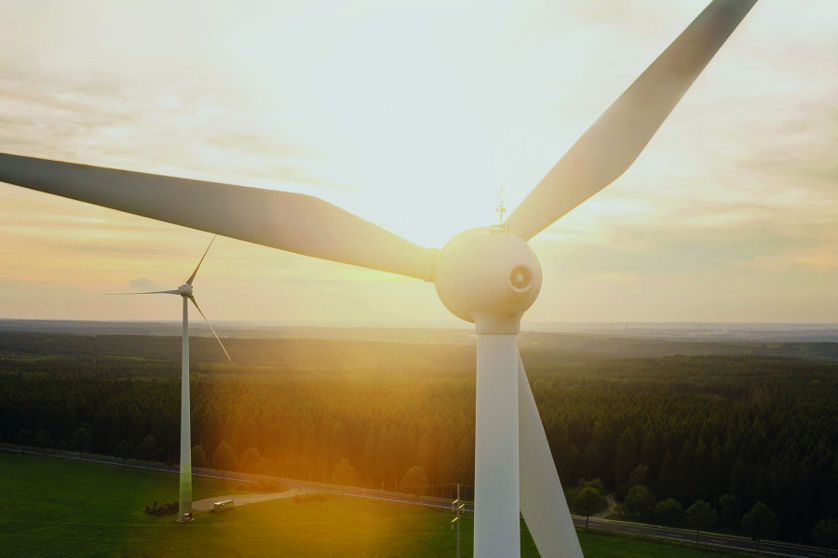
[4,319,838,345]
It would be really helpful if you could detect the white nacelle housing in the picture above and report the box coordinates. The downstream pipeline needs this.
[434,227,543,334]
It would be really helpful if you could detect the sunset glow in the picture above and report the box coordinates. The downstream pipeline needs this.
[1,0,836,324]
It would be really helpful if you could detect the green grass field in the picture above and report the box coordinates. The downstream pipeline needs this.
[0,452,741,557]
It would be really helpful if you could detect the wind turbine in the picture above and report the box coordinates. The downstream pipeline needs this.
[0,0,758,554]
[112,236,230,522]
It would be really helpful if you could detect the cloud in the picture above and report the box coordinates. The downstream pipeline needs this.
[744,101,838,192]
[0,69,343,192]
[128,278,171,292]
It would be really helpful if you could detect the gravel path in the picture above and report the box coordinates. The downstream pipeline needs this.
[593,492,617,519]
[192,489,306,511]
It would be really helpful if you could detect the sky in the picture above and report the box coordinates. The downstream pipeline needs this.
[0,0,836,326]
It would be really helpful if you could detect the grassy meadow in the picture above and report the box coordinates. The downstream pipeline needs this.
[0,452,748,558]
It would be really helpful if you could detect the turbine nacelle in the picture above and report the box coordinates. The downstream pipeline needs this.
[434,226,542,334]
[178,284,194,297]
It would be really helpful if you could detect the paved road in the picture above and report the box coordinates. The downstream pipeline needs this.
[574,517,825,558]
[0,444,460,511]
[2,444,826,557]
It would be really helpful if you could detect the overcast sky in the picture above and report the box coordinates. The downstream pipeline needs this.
[0,0,836,326]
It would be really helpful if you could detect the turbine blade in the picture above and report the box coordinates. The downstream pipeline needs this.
[0,154,438,281]
[518,353,583,558]
[105,290,180,295]
[188,296,231,362]
[505,0,758,241]
[186,235,216,286]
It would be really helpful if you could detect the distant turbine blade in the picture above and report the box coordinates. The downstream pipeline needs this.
[187,296,231,362]
[186,235,216,286]
[105,290,180,295]
[505,0,758,241]
[518,353,583,558]
[0,154,438,281]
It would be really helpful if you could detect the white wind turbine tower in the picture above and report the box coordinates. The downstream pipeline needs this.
[113,236,230,522]
[0,0,759,554]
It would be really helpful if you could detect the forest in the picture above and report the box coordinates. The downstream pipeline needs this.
[2,331,838,545]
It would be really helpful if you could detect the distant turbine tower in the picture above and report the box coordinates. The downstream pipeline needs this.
[112,236,230,522]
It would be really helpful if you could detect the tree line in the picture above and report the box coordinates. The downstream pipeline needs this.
[3,348,838,546]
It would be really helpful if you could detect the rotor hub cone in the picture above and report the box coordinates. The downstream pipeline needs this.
[434,227,542,334]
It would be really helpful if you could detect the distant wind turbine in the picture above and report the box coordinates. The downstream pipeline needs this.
[111,235,230,522]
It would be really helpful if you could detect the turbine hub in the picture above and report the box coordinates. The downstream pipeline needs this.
[178,284,193,297]
[434,226,542,334]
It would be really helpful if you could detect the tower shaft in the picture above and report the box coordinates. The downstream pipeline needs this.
[178,296,193,521]
[474,333,520,558]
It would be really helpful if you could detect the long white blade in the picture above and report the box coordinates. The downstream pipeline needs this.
[505,0,758,241]
[187,235,216,286]
[188,296,231,362]
[518,353,583,558]
[0,154,438,281]
[106,290,180,295]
